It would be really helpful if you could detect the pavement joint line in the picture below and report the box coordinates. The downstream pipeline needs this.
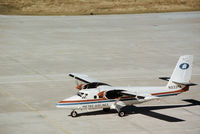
[182,107,200,116]
[9,56,52,80]
[0,88,70,134]
[124,117,152,134]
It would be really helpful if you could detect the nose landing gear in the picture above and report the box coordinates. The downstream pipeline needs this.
[71,110,78,117]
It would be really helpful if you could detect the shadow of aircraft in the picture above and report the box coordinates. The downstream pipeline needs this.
[76,99,200,122]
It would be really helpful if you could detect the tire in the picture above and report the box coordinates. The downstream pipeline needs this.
[71,111,78,117]
[118,111,125,117]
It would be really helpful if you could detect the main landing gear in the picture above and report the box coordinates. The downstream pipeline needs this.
[118,110,125,117]
[103,107,126,117]
[71,110,78,117]
[115,104,126,117]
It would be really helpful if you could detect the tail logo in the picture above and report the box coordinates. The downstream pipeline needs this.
[179,63,189,70]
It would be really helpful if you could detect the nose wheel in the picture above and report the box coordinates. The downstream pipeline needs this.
[71,110,78,117]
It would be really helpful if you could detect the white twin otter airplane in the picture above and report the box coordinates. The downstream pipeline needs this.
[56,55,196,117]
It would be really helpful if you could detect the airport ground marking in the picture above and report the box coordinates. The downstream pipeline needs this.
[0,88,70,134]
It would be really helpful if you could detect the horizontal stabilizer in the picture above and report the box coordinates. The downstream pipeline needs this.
[159,77,170,81]
[172,81,197,86]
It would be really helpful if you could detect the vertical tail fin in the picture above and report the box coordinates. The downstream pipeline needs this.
[167,55,193,87]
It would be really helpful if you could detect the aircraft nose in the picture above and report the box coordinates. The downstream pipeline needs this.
[56,101,61,107]
[56,100,65,107]
[56,95,81,108]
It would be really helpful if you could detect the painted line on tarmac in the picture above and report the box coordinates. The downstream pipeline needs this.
[0,88,70,134]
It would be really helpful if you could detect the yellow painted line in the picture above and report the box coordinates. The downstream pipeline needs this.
[0,88,70,134]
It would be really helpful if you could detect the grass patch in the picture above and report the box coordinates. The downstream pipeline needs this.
[0,0,200,15]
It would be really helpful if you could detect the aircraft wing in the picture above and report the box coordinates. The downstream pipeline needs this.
[69,73,102,83]
[121,90,145,99]
[105,89,157,100]
[69,73,111,89]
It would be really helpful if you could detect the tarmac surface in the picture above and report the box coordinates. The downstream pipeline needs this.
[0,12,200,134]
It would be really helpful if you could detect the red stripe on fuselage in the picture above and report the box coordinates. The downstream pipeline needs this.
[151,86,189,96]
[59,98,107,104]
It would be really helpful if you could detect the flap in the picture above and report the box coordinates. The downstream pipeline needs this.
[105,89,147,100]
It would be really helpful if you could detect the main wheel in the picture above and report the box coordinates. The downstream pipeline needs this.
[71,111,78,117]
[118,111,125,117]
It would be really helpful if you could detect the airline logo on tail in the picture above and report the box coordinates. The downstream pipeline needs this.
[179,63,189,70]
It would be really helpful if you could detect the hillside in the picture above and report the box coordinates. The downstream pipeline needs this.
[0,0,200,15]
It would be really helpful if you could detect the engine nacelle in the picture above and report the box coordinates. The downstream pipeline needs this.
[76,84,84,90]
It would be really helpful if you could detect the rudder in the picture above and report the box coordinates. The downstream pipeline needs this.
[167,55,193,87]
